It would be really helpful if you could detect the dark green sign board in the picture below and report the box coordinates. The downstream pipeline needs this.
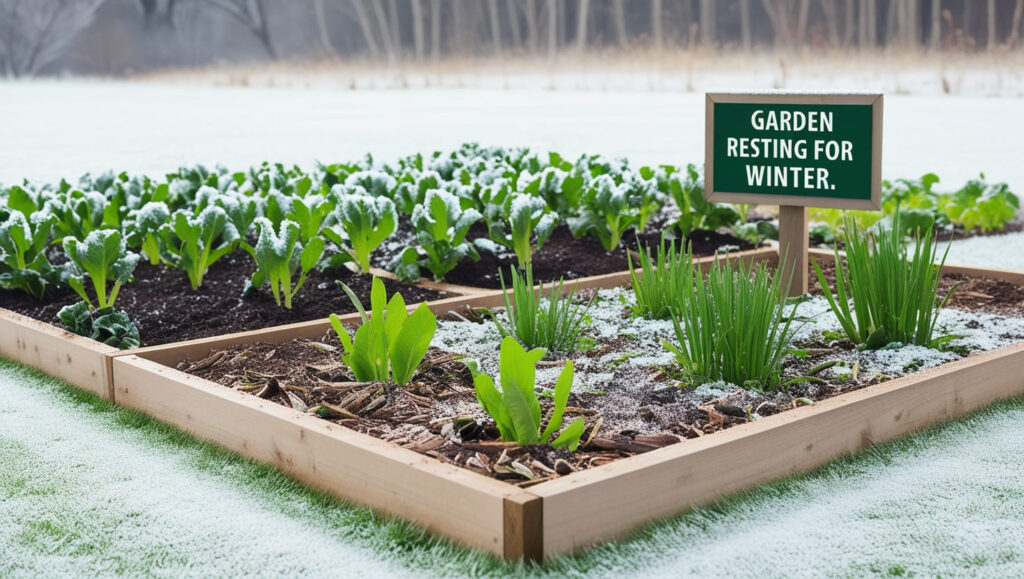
[705,93,883,210]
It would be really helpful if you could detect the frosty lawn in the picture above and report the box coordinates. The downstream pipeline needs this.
[4,355,1024,576]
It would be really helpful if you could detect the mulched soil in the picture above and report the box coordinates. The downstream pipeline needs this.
[182,265,1024,486]
[0,253,445,347]
[442,223,757,289]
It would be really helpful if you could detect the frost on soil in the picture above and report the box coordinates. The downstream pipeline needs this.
[432,288,1024,438]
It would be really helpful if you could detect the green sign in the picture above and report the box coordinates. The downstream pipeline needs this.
[705,93,883,210]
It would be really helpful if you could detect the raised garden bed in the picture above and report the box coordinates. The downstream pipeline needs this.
[107,247,1024,560]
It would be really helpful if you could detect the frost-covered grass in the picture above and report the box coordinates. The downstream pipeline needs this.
[6,355,1024,577]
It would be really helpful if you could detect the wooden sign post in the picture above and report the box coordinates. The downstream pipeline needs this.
[705,92,883,296]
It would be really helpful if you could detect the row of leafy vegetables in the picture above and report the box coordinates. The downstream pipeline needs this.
[0,143,1018,348]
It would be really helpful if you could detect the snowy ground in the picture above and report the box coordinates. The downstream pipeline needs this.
[4,360,1024,577]
[2,80,1024,196]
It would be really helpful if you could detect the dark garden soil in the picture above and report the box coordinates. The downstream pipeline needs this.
[181,266,1024,486]
[439,224,756,289]
[0,253,446,347]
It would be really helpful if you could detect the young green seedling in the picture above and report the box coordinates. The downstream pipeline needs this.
[462,336,585,449]
[323,191,397,273]
[158,206,240,289]
[0,212,63,299]
[328,276,437,386]
[62,229,139,309]
[247,218,325,309]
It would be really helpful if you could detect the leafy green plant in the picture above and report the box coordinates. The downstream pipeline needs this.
[328,276,436,386]
[158,207,240,289]
[663,257,798,391]
[57,300,140,349]
[0,212,64,299]
[812,210,955,349]
[939,175,1019,233]
[489,194,557,268]
[462,336,585,449]
[62,229,139,310]
[569,175,640,251]
[628,236,692,320]
[46,189,111,241]
[247,218,325,309]
[125,201,170,266]
[485,264,590,356]
[401,189,483,281]
[323,192,397,273]
[669,165,741,238]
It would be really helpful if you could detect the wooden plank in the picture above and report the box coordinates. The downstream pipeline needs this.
[778,206,809,296]
[111,355,523,557]
[0,307,117,399]
[368,267,492,296]
[503,492,544,562]
[530,340,1024,557]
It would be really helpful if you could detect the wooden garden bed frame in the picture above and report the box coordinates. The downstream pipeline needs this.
[6,245,1024,560]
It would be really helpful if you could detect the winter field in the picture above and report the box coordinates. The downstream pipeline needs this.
[2,76,1024,576]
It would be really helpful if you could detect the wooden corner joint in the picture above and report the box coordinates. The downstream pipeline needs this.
[503,492,543,562]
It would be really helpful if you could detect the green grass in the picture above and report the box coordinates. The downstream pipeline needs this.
[4,356,1024,576]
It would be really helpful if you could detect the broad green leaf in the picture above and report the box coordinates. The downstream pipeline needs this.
[540,361,574,444]
[389,303,437,386]
[551,417,586,451]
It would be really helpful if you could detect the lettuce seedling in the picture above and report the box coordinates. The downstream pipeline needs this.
[57,300,140,350]
[488,194,557,268]
[568,175,641,251]
[158,207,240,289]
[247,218,325,309]
[45,189,109,241]
[125,201,170,265]
[940,175,1020,233]
[669,165,741,238]
[0,212,64,299]
[62,229,139,309]
[323,192,397,273]
[405,189,483,281]
[328,276,437,386]
[461,337,585,450]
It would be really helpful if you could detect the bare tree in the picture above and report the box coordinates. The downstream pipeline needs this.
[506,0,522,49]
[0,0,105,77]
[611,0,627,48]
[524,0,537,53]
[699,0,715,46]
[822,0,840,47]
[575,0,588,50]
[929,0,941,50]
[138,0,176,29]
[1010,0,1024,47]
[546,0,556,58]
[411,0,424,60]
[428,0,440,60]
[843,0,855,46]
[739,0,752,50]
[202,0,277,59]
[350,0,380,58]
[387,0,400,55]
[312,0,337,58]
[987,0,996,49]
[486,0,501,55]
[652,0,663,49]
[371,0,397,62]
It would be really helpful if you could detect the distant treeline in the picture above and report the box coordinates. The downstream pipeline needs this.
[3,0,1024,77]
